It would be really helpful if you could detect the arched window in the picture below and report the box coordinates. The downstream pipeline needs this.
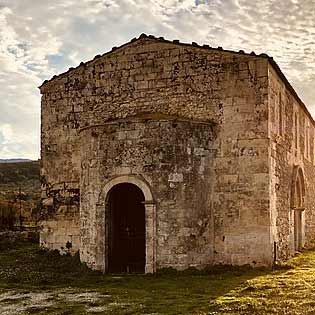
[307,124,311,159]
[305,119,310,159]
[294,112,298,155]
[291,166,306,252]
[312,128,315,164]
[279,92,283,136]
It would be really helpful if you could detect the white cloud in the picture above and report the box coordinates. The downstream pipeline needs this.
[0,0,315,159]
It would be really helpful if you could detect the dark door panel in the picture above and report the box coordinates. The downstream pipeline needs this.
[108,183,145,273]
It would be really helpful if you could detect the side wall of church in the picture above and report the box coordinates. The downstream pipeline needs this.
[40,70,82,253]
[268,65,315,261]
[212,56,271,267]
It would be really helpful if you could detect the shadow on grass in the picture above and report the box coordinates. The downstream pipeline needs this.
[0,240,294,315]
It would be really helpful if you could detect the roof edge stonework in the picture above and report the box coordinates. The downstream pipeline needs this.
[39,33,267,89]
[39,33,314,124]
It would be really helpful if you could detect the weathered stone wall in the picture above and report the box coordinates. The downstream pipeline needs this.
[79,119,215,270]
[40,217,80,254]
[40,66,81,253]
[268,65,315,261]
[41,36,272,269]
[39,182,80,253]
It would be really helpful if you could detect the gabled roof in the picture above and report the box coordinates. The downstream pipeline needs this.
[39,33,314,124]
[39,33,269,89]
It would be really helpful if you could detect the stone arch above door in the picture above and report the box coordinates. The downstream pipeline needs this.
[100,175,154,204]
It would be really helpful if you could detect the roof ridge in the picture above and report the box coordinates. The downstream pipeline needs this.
[39,33,268,88]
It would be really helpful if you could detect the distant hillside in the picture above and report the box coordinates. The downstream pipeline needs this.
[0,161,41,228]
[0,161,40,193]
[0,159,33,163]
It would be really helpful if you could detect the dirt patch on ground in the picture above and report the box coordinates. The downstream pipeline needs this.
[0,290,110,314]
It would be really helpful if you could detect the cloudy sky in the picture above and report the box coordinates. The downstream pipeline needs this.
[0,0,315,159]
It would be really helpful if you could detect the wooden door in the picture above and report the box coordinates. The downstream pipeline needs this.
[108,183,145,273]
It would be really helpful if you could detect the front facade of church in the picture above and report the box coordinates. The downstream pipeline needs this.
[39,34,315,272]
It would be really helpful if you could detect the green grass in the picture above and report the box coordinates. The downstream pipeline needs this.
[0,240,315,314]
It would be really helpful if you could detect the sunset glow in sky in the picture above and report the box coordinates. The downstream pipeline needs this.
[0,0,315,159]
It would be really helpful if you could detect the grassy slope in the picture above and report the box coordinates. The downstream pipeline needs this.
[0,241,315,314]
[0,161,40,194]
[0,161,40,226]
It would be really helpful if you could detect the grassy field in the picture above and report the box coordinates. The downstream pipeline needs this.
[0,239,315,314]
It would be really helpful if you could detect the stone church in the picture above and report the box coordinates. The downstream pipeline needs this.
[39,34,315,273]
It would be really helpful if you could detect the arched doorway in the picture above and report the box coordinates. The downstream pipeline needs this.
[107,183,146,273]
[101,175,156,273]
[291,166,306,252]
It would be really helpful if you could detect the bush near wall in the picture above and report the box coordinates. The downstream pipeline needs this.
[0,200,17,230]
